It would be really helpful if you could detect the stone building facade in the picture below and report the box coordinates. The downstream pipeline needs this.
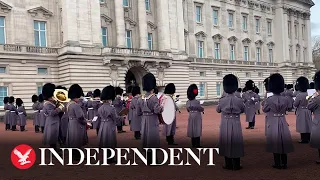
[0,0,316,112]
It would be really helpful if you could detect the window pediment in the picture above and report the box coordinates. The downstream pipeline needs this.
[267,41,275,48]
[124,17,137,28]
[101,14,113,25]
[228,36,238,43]
[0,1,12,13]
[28,6,53,18]
[195,31,207,38]
[255,40,264,46]
[147,21,157,31]
[212,34,223,42]
[242,38,251,45]
[296,44,301,48]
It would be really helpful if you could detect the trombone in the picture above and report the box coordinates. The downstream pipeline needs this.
[53,89,70,108]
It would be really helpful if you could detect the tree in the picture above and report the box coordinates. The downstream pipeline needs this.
[312,36,320,70]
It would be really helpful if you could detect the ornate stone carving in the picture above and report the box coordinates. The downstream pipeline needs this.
[255,40,264,46]
[157,67,165,83]
[124,17,137,28]
[101,14,113,25]
[235,0,241,6]
[248,1,255,9]
[110,65,119,81]
[184,29,189,35]
[296,44,300,48]
[242,38,251,45]
[27,6,53,18]
[212,34,223,42]
[228,36,238,43]
[195,31,207,38]
[260,4,266,12]
[0,1,12,13]
[103,57,111,65]
[121,60,129,66]
[267,41,275,48]
[147,21,157,31]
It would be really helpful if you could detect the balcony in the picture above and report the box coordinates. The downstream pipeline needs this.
[190,58,278,67]
[0,44,58,55]
[102,47,172,59]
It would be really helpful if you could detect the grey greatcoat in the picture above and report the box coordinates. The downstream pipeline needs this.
[92,100,102,129]
[255,94,261,111]
[113,97,125,126]
[307,96,320,149]
[66,101,88,148]
[263,95,294,153]
[285,89,294,110]
[293,92,312,133]
[217,94,245,158]
[17,106,27,126]
[186,99,204,138]
[242,91,259,122]
[261,93,268,136]
[162,95,178,136]
[8,104,18,127]
[42,101,62,145]
[39,103,46,127]
[79,100,88,117]
[32,102,40,126]
[98,103,121,148]
[4,104,9,125]
[129,96,142,132]
[137,93,163,148]
[235,91,242,98]
[87,100,94,120]
[60,102,69,140]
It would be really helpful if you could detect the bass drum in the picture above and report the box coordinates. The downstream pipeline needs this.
[160,95,176,125]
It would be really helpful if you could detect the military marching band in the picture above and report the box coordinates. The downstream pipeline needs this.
[2,71,320,169]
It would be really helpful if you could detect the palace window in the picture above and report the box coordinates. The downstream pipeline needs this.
[148,33,153,50]
[216,71,222,76]
[246,72,251,77]
[288,21,291,37]
[214,43,220,59]
[145,0,150,12]
[199,82,205,97]
[256,47,261,62]
[216,82,221,97]
[123,0,129,7]
[37,86,42,95]
[125,30,132,48]
[289,46,292,61]
[38,67,48,75]
[0,86,8,106]
[101,27,108,47]
[296,49,300,62]
[269,49,273,63]
[197,40,204,58]
[244,46,249,61]
[302,24,305,40]
[0,67,6,73]
[267,21,272,35]
[303,48,307,62]
[228,13,233,28]
[34,21,47,47]
[294,24,298,39]
[255,18,260,33]
[0,17,5,44]
[100,0,104,2]
[213,10,219,25]
[230,44,235,60]
[242,15,247,30]
[200,71,205,77]
[196,6,202,23]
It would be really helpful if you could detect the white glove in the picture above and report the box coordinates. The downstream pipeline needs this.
[251,97,255,101]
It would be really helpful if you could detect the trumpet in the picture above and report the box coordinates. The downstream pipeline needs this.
[53,89,70,108]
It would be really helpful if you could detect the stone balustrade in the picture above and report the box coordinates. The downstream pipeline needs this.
[102,47,172,58]
[0,44,58,54]
[192,58,279,67]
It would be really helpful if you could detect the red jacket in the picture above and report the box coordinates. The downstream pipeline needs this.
[126,95,133,109]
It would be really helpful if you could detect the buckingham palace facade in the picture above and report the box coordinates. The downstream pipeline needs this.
[0,0,316,111]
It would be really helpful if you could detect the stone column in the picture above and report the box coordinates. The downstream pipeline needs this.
[156,0,171,51]
[274,7,286,63]
[114,0,126,47]
[305,14,312,63]
[138,0,148,49]
[177,0,185,52]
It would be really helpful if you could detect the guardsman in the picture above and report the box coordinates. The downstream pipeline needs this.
[217,74,245,170]
[8,96,18,131]
[38,94,45,133]
[113,87,126,133]
[186,84,204,148]
[129,86,142,140]
[294,77,312,144]
[242,80,259,129]
[263,73,294,169]
[16,98,27,132]
[3,97,10,130]
[32,95,40,133]
[254,87,261,115]
[262,77,270,136]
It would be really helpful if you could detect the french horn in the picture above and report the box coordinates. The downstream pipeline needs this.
[53,89,70,108]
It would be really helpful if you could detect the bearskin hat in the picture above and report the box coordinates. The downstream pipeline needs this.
[254,87,260,94]
[3,97,9,104]
[245,80,255,90]
[86,91,93,97]
[68,84,83,99]
[269,73,285,94]
[294,84,298,91]
[237,88,242,92]
[187,84,198,100]
[142,73,156,92]
[296,77,309,92]
[286,84,293,90]
[154,87,159,94]
[93,89,101,98]
[16,98,23,107]
[264,77,270,92]
[132,86,141,97]
[56,85,67,90]
[101,85,115,101]
[9,96,14,103]
[314,71,320,90]
[42,83,56,100]
[310,82,315,89]
[32,95,38,103]
[164,83,176,95]
[115,87,124,96]
[223,74,238,94]
[242,87,247,93]
[38,94,44,103]
[127,86,133,94]
[284,84,287,89]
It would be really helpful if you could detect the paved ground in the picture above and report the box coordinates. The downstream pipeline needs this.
[0,106,319,180]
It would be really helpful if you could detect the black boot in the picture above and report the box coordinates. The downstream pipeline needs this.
[299,133,309,144]
[252,121,256,129]
[129,120,131,125]
[117,126,126,133]
[12,125,17,131]
[281,154,287,169]
[232,158,242,170]
[166,136,170,143]
[5,124,10,130]
[306,133,311,142]
[191,138,196,147]
[273,153,281,169]
[246,122,252,129]
[41,126,44,133]
[168,135,178,145]
[317,149,320,164]
[35,125,39,133]
[223,157,232,170]
[20,126,25,132]
[195,137,202,148]
[96,128,99,135]
[258,110,260,114]
[134,131,141,139]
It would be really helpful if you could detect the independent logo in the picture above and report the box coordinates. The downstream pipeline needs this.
[11,144,36,170]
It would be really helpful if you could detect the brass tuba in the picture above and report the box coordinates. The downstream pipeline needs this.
[53,89,70,108]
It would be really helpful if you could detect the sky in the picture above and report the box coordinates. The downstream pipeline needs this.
[311,0,320,36]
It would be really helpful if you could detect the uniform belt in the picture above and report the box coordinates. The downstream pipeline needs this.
[10,111,16,113]
[88,108,93,110]
[18,112,24,115]
[299,107,308,109]
[273,114,285,117]
[143,113,154,116]
[189,111,198,113]
[40,110,43,112]
[34,110,39,112]
[69,118,78,121]
[223,115,239,118]
[5,110,9,112]
[101,119,111,122]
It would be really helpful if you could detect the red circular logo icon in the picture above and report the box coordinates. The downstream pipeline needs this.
[11,144,36,170]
